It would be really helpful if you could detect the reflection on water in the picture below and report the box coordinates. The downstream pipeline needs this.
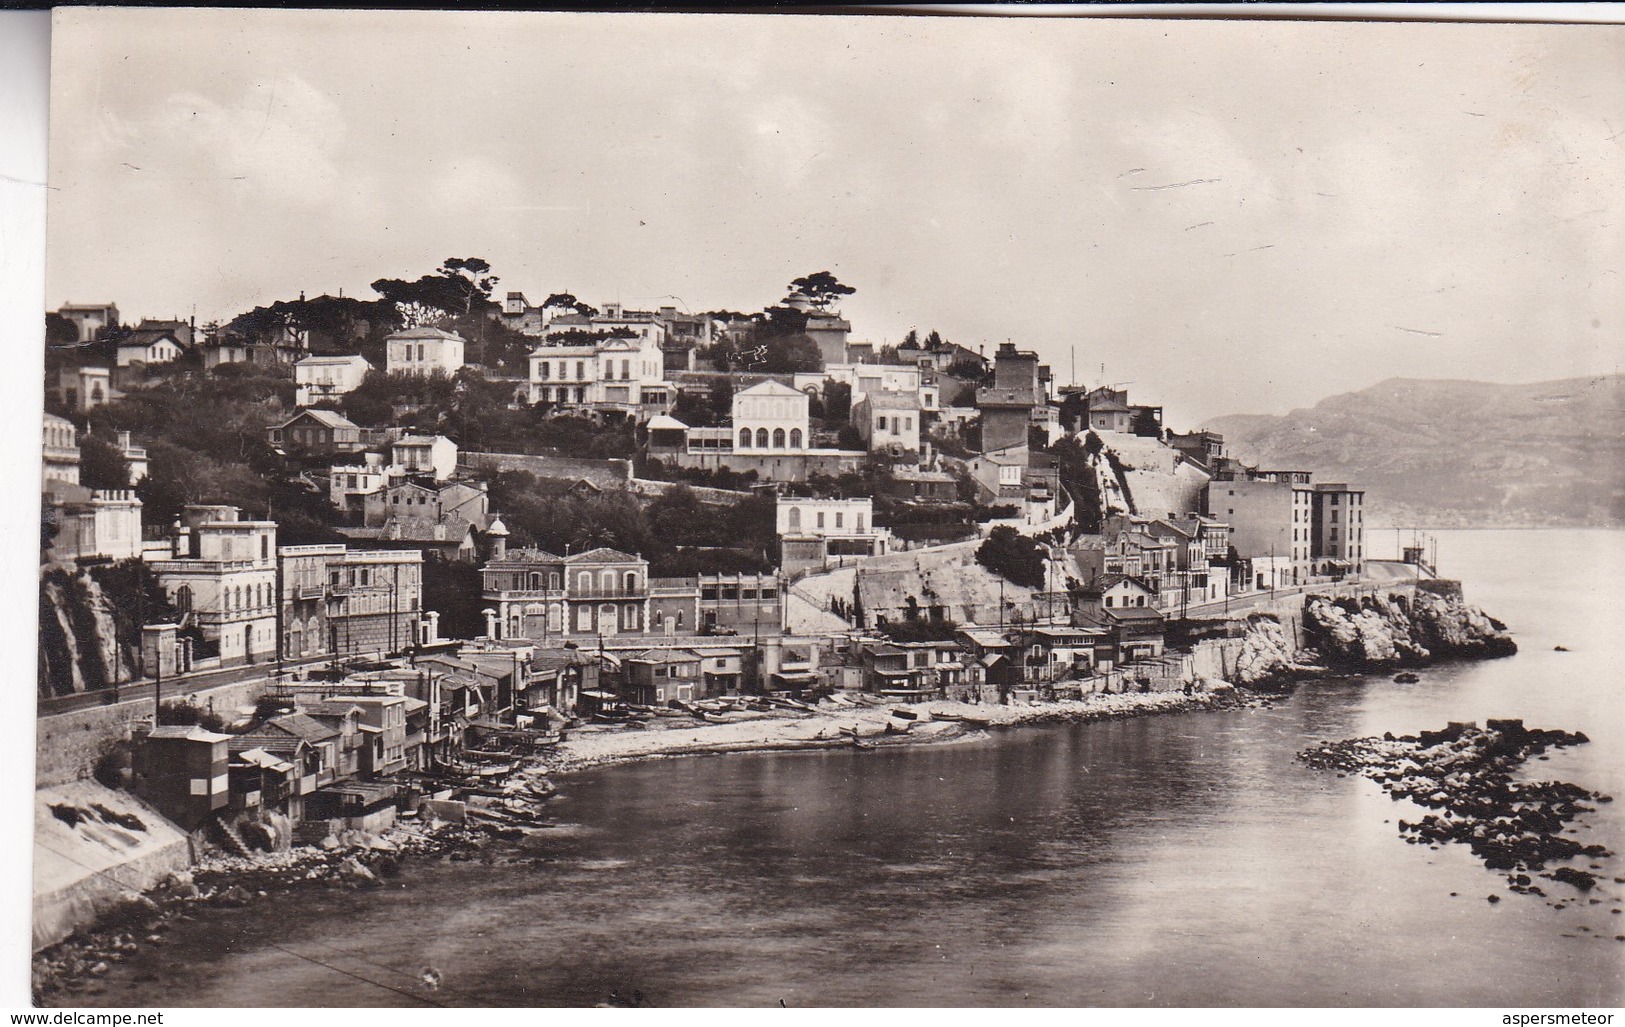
[84,530,1625,1007]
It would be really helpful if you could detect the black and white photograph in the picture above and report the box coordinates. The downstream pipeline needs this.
[13,5,1625,1010]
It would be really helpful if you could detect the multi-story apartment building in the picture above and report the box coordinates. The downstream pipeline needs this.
[480,543,650,641]
[481,533,784,643]
[1310,483,1367,576]
[279,544,425,660]
[43,413,80,486]
[526,333,669,416]
[149,506,279,666]
[1204,478,1315,585]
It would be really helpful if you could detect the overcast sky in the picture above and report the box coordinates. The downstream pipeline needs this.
[46,9,1624,424]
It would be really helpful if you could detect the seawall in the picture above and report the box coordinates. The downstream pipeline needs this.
[33,781,194,951]
[36,677,271,789]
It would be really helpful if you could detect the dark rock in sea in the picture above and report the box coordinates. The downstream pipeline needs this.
[1551,867,1598,891]
[1554,646,1570,652]
[1298,720,1610,887]
[1488,894,1501,903]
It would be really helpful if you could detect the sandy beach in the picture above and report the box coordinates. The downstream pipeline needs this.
[523,686,1253,779]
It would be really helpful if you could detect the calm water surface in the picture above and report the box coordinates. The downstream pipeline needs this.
[88,529,1625,1007]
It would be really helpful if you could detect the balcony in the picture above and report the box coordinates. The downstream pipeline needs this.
[569,587,647,601]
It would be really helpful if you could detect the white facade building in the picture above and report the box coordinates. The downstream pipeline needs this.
[775,497,875,538]
[386,328,465,377]
[294,354,372,407]
[526,334,666,413]
[391,434,459,481]
[149,506,279,667]
[329,454,389,512]
[731,380,811,453]
[115,334,184,368]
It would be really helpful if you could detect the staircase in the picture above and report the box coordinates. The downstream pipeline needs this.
[213,813,253,858]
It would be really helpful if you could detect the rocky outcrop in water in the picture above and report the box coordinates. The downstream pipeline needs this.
[1303,584,1516,671]
[1299,720,1611,895]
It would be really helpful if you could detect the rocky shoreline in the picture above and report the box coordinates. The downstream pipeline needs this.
[30,819,490,1003]
[1303,587,1518,669]
[32,685,1271,1004]
[1299,719,1622,923]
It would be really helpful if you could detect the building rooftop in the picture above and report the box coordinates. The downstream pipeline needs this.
[387,327,465,341]
[146,725,232,743]
[563,547,641,564]
[279,408,360,431]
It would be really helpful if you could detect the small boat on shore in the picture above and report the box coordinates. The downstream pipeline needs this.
[889,708,919,721]
[1394,672,1421,684]
[528,778,558,801]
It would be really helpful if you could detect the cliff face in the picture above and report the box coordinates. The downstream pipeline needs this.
[1303,586,1517,669]
[39,571,134,699]
[1229,616,1301,687]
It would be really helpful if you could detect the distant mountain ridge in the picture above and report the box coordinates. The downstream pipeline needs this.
[1205,375,1625,527]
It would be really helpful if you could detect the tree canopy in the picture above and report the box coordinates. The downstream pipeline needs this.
[975,525,1047,589]
[78,434,131,491]
[789,270,856,310]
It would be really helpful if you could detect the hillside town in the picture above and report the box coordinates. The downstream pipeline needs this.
[35,264,1422,954]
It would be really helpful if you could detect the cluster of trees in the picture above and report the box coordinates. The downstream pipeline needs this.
[695,271,856,374]
[64,361,342,536]
[636,458,761,491]
[487,472,776,577]
[333,369,636,460]
[667,379,734,428]
[975,525,1048,589]
[207,257,572,375]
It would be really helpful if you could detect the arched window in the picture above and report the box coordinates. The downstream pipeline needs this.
[600,570,615,591]
[174,585,192,613]
[577,571,591,592]
[549,573,561,590]
[787,507,802,531]
[529,572,542,591]
[676,610,685,629]
[739,428,751,448]
[625,572,638,592]
[789,428,802,449]
[772,428,786,448]
[756,428,769,448]
[653,611,664,629]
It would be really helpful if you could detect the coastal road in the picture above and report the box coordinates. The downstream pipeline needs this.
[37,654,336,719]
